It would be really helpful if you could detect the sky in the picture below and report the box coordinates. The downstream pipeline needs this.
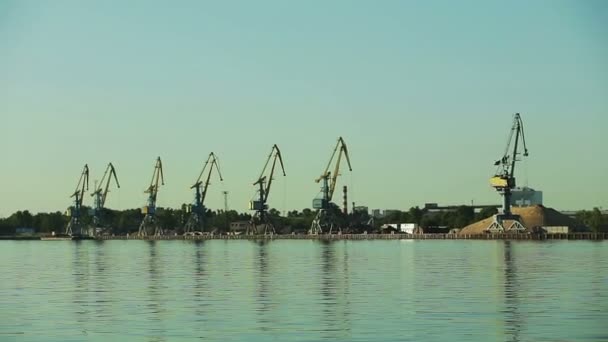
[0,0,606,217]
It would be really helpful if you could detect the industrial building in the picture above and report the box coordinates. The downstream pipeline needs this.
[353,206,369,215]
[511,187,543,207]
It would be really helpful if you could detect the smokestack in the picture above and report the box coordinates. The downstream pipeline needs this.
[343,186,348,215]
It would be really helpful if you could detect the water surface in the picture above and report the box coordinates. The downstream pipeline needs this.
[0,240,606,341]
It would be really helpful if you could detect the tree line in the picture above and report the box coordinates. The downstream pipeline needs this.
[1,204,606,235]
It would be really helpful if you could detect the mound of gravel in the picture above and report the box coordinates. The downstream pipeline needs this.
[459,205,587,234]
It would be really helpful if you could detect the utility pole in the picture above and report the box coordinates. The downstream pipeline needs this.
[223,191,229,212]
[222,191,230,233]
[343,186,348,215]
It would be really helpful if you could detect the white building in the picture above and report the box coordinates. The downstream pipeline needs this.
[381,223,418,234]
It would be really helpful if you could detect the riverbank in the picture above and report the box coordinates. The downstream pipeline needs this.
[2,232,604,241]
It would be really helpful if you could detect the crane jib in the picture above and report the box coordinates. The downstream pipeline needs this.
[491,113,529,189]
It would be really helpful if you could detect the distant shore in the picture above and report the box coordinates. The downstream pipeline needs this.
[1,233,606,241]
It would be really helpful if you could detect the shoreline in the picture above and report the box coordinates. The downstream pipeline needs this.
[1,233,606,241]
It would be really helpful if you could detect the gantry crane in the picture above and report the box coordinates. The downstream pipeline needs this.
[310,137,352,234]
[90,163,120,229]
[65,164,89,236]
[184,152,223,235]
[487,113,529,232]
[138,157,164,236]
[248,145,286,235]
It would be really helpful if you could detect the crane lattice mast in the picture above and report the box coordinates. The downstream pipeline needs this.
[248,145,286,235]
[138,157,164,236]
[487,113,529,232]
[184,152,223,235]
[90,163,120,229]
[310,137,352,234]
[65,164,89,236]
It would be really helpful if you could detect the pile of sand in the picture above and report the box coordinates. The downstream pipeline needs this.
[459,205,587,234]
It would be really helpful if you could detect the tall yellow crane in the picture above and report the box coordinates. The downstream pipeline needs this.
[248,145,286,235]
[487,113,529,232]
[184,152,223,235]
[310,137,352,234]
[65,164,89,236]
[90,163,120,229]
[138,157,164,236]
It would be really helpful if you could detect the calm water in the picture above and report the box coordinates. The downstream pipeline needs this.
[0,240,607,342]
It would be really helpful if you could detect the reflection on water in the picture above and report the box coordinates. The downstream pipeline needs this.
[1,240,607,342]
[72,241,91,334]
[193,240,207,303]
[254,240,274,332]
[503,241,522,342]
[146,241,166,342]
[319,241,351,340]
[92,241,111,330]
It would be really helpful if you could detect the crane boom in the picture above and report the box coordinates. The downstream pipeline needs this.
[91,163,120,208]
[491,113,529,189]
[71,164,90,202]
[263,146,285,202]
[510,115,528,178]
[253,144,286,201]
[145,157,164,206]
[191,152,223,205]
[90,163,120,228]
[315,137,352,203]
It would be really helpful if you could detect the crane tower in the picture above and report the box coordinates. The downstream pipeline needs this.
[138,157,164,237]
[184,152,223,235]
[65,164,89,237]
[310,137,352,234]
[487,113,529,232]
[90,163,120,233]
[248,145,286,235]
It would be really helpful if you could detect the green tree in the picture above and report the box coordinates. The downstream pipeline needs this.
[475,207,498,221]
[589,207,604,233]
[454,206,475,228]
[409,207,424,225]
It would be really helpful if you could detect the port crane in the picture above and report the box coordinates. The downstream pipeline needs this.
[487,113,529,232]
[310,137,352,234]
[90,163,120,229]
[65,164,89,236]
[248,145,286,235]
[184,152,223,235]
[138,157,164,236]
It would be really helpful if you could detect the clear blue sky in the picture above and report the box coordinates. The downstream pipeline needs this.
[1,0,606,217]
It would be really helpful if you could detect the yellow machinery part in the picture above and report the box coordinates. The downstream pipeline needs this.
[490,176,508,188]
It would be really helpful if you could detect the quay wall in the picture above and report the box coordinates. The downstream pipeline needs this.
[94,233,607,241]
[2,233,605,241]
